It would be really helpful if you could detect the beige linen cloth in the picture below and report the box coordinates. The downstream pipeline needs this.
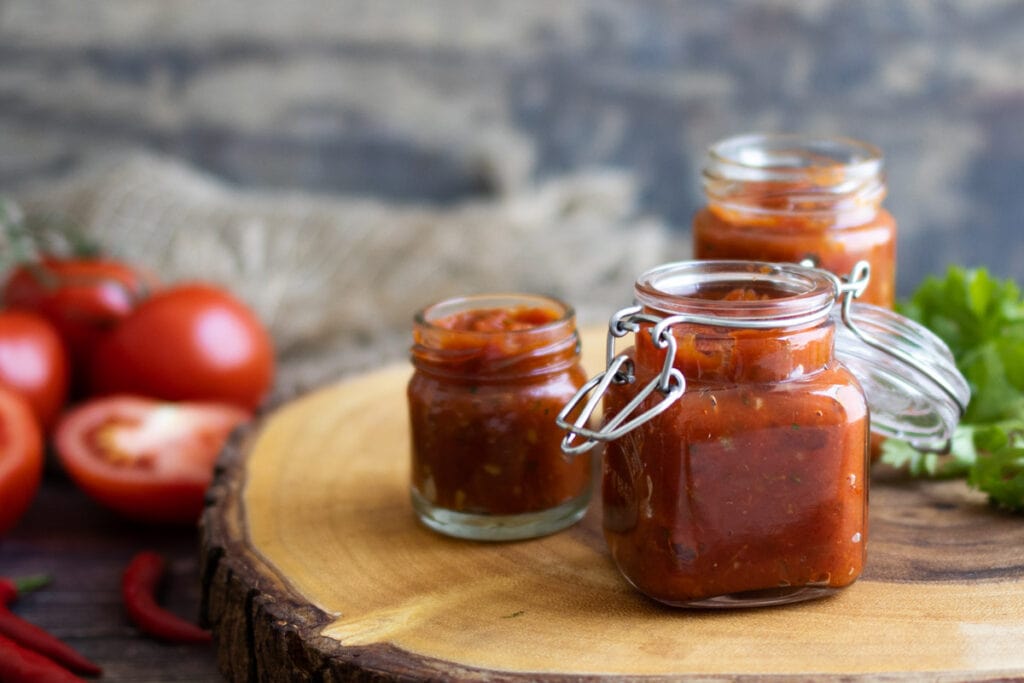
[13,152,676,393]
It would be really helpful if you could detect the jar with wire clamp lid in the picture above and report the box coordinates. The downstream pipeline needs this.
[557,260,968,608]
[408,293,592,541]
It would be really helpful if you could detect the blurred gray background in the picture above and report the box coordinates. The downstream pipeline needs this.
[1,1,1022,297]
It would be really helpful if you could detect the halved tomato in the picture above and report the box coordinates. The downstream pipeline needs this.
[54,396,250,524]
[0,386,44,535]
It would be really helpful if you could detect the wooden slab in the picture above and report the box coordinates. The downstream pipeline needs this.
[200,329,1024,681]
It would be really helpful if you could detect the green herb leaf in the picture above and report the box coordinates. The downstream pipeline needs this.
[968,424,1024,512]
[898,266,1024,361]
[884,266,1024,512]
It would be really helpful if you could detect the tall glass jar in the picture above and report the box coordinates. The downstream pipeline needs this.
[558,261,968,608]
[693,134,896,308]
[408,294,591,541]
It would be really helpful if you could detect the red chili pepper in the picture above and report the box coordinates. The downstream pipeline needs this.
[0,575,49,605]
[0,633,84,683]
[0,576,102,677]
[122,551,212,644]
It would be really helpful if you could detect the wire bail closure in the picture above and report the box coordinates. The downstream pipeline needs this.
[556,263,868,456]
[557,260,970,457]
[557,260,970,456]
[556,307,686,455]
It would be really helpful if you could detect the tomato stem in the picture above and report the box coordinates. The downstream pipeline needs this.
[0,198,37,269]
[0,198,102,268]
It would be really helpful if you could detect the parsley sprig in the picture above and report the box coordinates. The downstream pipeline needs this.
[881,266,1024,512]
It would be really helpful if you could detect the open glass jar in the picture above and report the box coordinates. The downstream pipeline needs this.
[694,133,897,307]
[558,261,968,607]
[408,294,592,541]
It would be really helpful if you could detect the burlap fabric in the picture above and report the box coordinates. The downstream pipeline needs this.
[13,153,676,392]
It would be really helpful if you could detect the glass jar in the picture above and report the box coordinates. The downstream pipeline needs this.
[693,133,896,308]
[558,261,968,607]
[408,293,592,541]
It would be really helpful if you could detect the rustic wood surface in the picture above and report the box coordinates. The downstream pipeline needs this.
[0,473,220,681]
[200,328,1024,682]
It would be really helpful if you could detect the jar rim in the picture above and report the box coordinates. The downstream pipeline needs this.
[707,132,882,174]
[415,293,575,336]
[634,260,837,327]
[412,293,579,380]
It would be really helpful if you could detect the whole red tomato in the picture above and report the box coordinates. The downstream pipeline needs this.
[0,310,69,430]
[3,257,155,392]
[0,386,43,535]
[55,395,249,524]
[89,284,274,411]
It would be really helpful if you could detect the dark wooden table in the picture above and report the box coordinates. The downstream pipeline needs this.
[1,467,222,682]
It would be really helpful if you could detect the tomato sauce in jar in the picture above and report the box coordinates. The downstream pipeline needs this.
[693,134,896,308]
[408,294,591,541]
[601,262,868,606]
[558,261,969,608]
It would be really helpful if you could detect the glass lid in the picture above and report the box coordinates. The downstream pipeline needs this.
[834,303,970,452]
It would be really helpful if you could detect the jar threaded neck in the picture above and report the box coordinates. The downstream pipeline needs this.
[633,261,838,383]
[702,134,886,221]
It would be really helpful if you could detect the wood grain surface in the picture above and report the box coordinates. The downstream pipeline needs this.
[200,328,1024,681]
[2,477,220,681]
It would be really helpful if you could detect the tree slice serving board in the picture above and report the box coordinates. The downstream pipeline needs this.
[201,328,1024,682]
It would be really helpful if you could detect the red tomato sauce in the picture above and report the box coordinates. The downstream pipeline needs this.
[409,304,590,517]
[433,306,560,333]
[693,189,896,308]
[602,284,868,605]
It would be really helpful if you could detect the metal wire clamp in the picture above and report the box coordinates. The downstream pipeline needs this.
[556,306,685,456]
[556,260,969,456]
